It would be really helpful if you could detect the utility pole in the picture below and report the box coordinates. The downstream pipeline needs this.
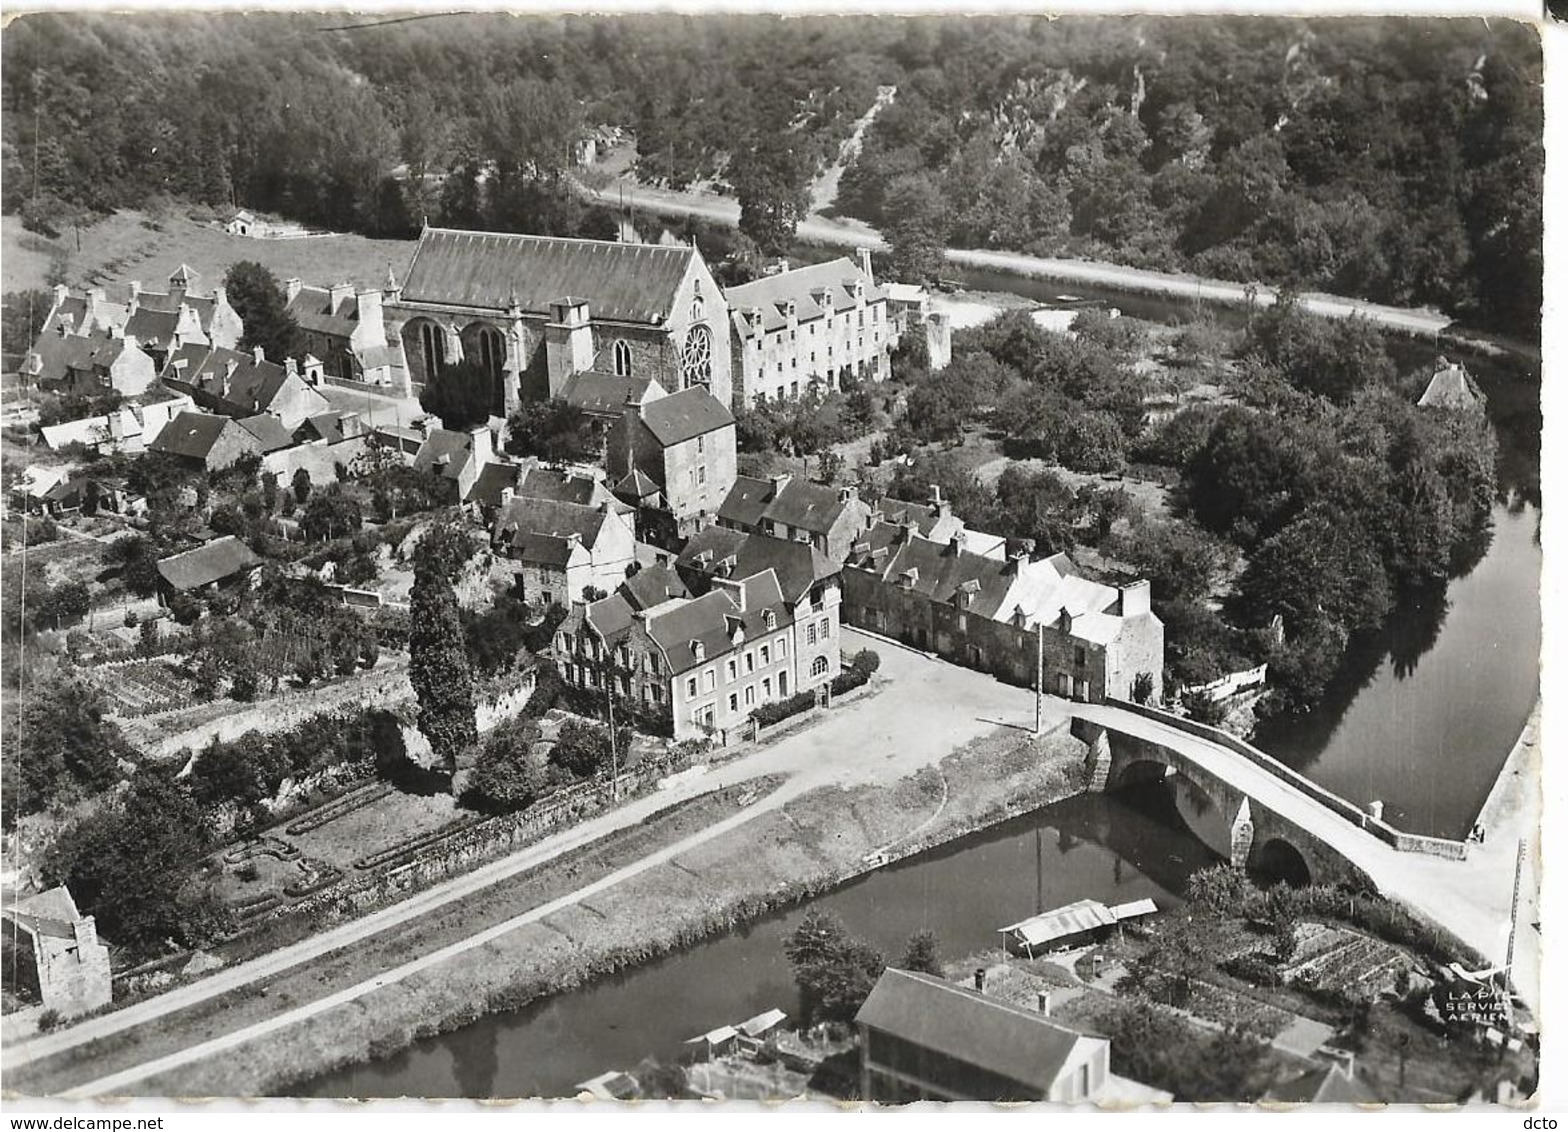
[1034,622,1045,735]
[1506,837,1527,975]
[605,671,618,802]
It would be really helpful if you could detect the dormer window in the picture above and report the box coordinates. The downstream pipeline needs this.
[691,640,705,663]
[763,610,776,630]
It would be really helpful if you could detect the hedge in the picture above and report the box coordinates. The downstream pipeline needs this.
[751,690,817,728]
[830,666,871,696]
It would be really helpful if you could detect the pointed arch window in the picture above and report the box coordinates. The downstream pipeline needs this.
[613,339,633,377]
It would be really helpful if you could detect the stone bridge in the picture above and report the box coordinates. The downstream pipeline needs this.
[1071,700,1469,889]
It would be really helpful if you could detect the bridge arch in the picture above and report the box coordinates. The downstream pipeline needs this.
[1250,837,1312,887]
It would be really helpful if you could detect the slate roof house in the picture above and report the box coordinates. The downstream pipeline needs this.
[725,252,891,406]
[554,567,803,741]
[855,968,1166,1104]
[145,410,266,471]
[23,326,158,397]
[154,536,263,602]
[492,495,636,609]
[676,527,843,697]
[39,268,243,355]
[716,472,874,564]
[1417,357,1486,412]
[608,384,737,544]
[0,886,112,1020]
[284,278,408,390]
[844,525,1163,704]
[161,344,332,429]
[385,227,733,419]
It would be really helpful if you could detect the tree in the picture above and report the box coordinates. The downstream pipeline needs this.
[301,489,364,541]
[420,357,497,431]
[549,719,615,779]
[34,580,90,630]
[40,767,230,954]
[408,528,478,777]
[467,718,549,812]
[1059,410,1127,474]
[1132,671,1156,706]
[2,289,54,359]
[882,173,950,283]
[8,678,128,820]
[291,468,312,505]
[733,132,811,257]
[224,261,302,363]
[784,908,885,1026]
[1185,864,1250,919]
[899,929,943,976]
[814,449,845,485]
[504,399,596,464]
[1238,504,1392,638]
[1122,916,1208,1008]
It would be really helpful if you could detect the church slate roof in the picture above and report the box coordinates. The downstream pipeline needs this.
[400,228,696,324]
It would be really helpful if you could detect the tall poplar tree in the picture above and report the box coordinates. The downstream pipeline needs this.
[408,523,477,778]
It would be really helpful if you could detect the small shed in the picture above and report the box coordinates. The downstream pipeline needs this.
[999,897,1158,958]
[682,1024,738,1062]
[735,1007,788,1052]
[155,535,263,602]
[573,1070,640,1100]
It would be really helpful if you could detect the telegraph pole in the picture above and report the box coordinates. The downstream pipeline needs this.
[1506,838,1527,975]
[1033,622,1045,735]
[605,675,618,802]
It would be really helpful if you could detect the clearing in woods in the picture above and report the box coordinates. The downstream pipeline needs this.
[2,210,418,296]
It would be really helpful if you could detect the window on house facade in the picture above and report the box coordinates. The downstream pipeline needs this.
[763,676,773,698]
[819,618,830,638]
[779,671,788,696]
[1075,646,1087,666]
[745,651,755,674]
[728,692,739,712]
[776,636,787,655]
[696,433,705,454]
[613,339,633,377]
[652,684,664,702]
[703,669,716,692]
[745,685,756,706]
[763,610,776,630]
[686,676,698,697]
[760,644,771,665]
[698,465,707,485]
[726,658,737,682]
[811,655,830,677]
[807,623,818,645]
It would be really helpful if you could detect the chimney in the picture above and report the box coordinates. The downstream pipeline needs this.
[898,519,918,544]
[837,485,858,504]
[499,486,515,507]
[329,281,355,314]
[338,411,362,439]
[285,357,299,377]
[1037,991,1051,1017]
[1003,547,1028,576]
[769,472,791,498]
[973,968,986,993]
[947,531,966,556]
[1117,579,1151,618]
[108,323,124,340]
[467,424,494,466]
[928,483,943,507]
[252,344,266,365]
[52,282,69,309]
[87,286,107,305]
[858,246,875,285]
[285,278,303,303]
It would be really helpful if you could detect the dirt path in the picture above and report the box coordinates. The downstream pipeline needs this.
[808,85,896,214]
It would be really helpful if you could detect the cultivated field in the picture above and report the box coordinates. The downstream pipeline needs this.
[2,210,418,296]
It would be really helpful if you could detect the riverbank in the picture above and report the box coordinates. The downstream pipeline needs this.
[15,723,1087,1098]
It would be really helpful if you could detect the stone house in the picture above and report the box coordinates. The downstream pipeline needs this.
[492,495,637,608]
[284,278,408,390]
[0,886,112,1020]
[161,344,332,430]
[554,567,801,741]
[883,282,953,371]
[716,472,874,564]
[607,385,737,544]
[675,527,843,696]
[145,410,266,471]
[40,267,243,353]
[385,227,733,417]
[39,393,194,455]
[843,525,1163,704]
[411,423,497,503]
[724,251,891,407]
[23,326,159,397]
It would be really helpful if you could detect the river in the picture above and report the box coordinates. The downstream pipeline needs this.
[305,267,1540,1099]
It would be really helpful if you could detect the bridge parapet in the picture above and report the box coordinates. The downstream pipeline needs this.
[1100,699,1469,861]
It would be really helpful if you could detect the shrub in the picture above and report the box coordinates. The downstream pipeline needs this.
[849,649,881,675]
[37,1008,63,1033]
[752,690,817,728]
[1221,953,1284,988]
[236,861,260,883]
[830,666,871,696]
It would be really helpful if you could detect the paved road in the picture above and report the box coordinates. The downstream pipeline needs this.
[588,180,1461,342]
[10,629,1051,1091]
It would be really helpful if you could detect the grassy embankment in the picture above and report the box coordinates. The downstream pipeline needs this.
[11,724,1085,1097]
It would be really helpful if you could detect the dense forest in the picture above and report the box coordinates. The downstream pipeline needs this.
[0,14,1542,338]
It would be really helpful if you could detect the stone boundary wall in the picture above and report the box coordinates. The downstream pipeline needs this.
[1104,698,1469,861]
